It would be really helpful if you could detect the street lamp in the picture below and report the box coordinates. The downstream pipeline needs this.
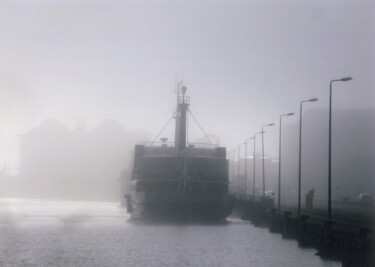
[298,98,318,218]
[227,151,231,182]
[262,123,274,202]
[252,132,263,200]
[278,112,294,213]
[243,140,250,197]
[232,149,236,184]
[328,77,352,221]
[238,145,241,194]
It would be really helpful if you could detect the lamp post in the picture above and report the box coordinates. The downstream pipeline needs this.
[262,123,274,202]
[252,132,263,201]
[328,77,352,221]
[238,146,241,194]
[227,151,231,182]
[278,112,294,213]
[298,98,318,218]
[243,140,249,197]
[232,149,235,184]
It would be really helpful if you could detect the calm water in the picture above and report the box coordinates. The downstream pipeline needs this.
[0,199,340,267]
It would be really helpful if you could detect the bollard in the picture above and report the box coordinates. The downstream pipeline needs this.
[282,211,292,239]
[317,220,334,257]
[269,208,282,233]
[298,214,310,247]
[125,194,133,213]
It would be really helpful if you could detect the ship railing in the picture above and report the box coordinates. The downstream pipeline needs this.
[137,141,175,147]
[137,141,218,149]
[186,142,218,149]
[178,95,190,105]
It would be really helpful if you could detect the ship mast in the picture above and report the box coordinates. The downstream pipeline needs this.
[175,85,190,154]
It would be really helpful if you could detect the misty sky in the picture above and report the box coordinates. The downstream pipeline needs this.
[0,0,374,169]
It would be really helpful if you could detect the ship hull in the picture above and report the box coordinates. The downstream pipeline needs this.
[128,191,232,222]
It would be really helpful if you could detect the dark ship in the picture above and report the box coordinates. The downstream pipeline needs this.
[125,84,231,221]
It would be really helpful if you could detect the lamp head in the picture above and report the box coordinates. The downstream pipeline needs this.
[181,86,187,94]
[268,123,275,126]
[340,77,352,81]
[287,112,295,116]
[309,98,318,102]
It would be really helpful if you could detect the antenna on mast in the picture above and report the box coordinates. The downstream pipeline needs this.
[181,85,187,98]
[174,84,190,154]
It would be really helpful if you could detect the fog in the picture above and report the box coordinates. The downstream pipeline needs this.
[0,0,374,202]
[233,108,375,207]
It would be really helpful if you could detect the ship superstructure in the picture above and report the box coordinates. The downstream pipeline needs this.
[125,84,231,221]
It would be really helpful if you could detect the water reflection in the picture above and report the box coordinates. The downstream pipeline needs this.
[0,199,340,267]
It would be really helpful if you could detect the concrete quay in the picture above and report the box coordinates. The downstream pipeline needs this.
[233,198,375,266]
